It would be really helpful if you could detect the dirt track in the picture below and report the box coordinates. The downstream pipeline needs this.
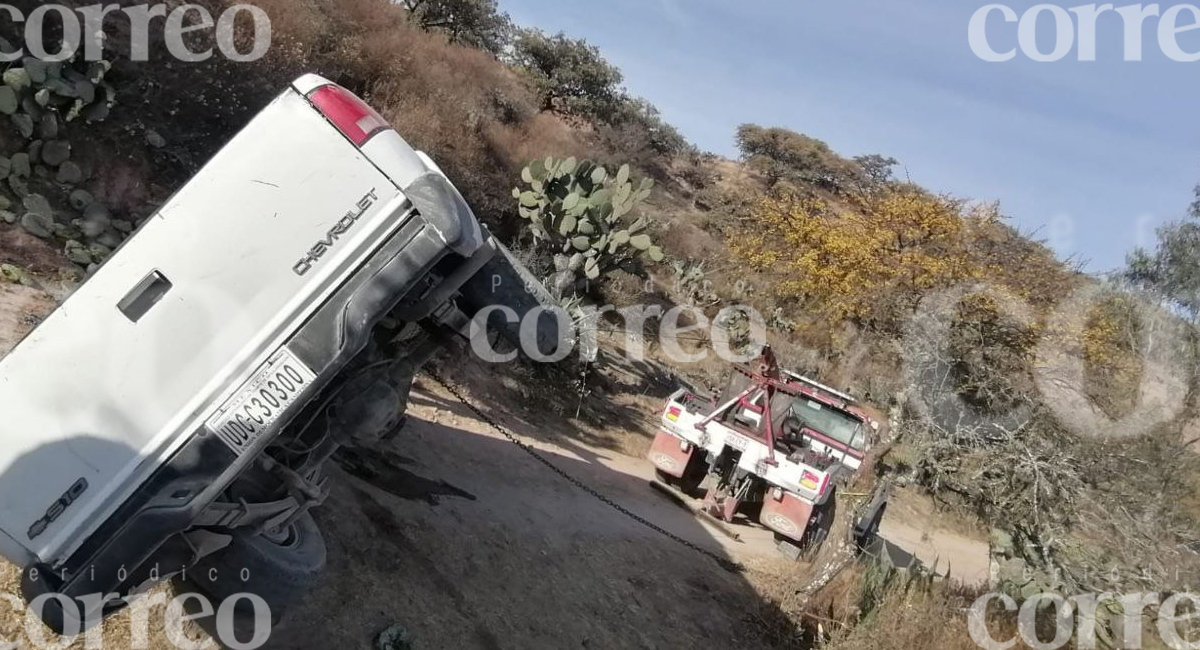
[271,375,990,649]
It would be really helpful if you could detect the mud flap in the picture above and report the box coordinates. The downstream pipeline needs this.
[760,492,815,543]
[647,430,696,478]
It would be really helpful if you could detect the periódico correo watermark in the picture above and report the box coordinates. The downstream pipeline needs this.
[0,3,272,63]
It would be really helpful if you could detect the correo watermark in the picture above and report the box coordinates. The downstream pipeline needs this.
[969,590,1200,650]
[969,3,1200,62]
[0,588,271,650]
[0,3,272,63]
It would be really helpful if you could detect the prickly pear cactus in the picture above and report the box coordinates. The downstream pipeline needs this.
[715,306,754,355]
[0,44,125,267]
[513,156,663,297]
[671,259,719,306]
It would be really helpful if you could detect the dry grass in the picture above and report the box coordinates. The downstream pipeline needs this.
[0,560,212,650]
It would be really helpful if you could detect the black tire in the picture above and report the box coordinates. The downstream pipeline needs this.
[190,512,326,620]
[802,497,836,556]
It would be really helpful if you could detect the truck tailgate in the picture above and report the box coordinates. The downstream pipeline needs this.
[0,89,406,562]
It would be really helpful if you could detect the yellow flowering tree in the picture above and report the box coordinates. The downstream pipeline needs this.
[731,188,975,328]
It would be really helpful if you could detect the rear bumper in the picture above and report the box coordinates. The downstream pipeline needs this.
[21,174,488,632]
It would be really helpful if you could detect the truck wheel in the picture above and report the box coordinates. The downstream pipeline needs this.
[190,512,326,620]
[802,498,836,556]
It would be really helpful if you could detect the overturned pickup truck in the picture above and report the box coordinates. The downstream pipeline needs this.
[0,74,555,632]
[649,349,888,558]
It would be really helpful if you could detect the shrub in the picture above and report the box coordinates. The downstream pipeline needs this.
[509,29,625,122]
[735,124,864,194]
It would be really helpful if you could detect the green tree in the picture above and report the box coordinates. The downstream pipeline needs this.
[1125,217,1200,320]
[735,124,864,194]
[853,153,899,190]
[402,0,513,54]
[509,29,624,122]
[607,97,687,156]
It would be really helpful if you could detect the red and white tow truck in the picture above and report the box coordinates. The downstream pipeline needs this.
[649,348,889,558]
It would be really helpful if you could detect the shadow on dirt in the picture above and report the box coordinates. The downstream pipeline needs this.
[269,385,806,650]
[335,446,477,505]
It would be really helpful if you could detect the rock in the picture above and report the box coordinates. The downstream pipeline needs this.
[56,162,82,185]
[0,86,16,115]
[74,218,105,240]
[26,139,41,165]
[51,223,82,241]
[375,625,412,650]
[24,58,47,84]
[83,202,110,223]
[2,67,30,92]
[41,140,70,166]
[87,242,110,262]
[145,129,166,148]
[68,189,93,210]
[23,193,52,218]
[0,210,14,224]
[0,263,25,284]
[96,231,122,249]
[0,194,10,211]
[64,240,90,265]
[111,218,132,233]
[19,212,51,238]
[10,112,33,139]
[0,156,10,180]
[7,176,27,198]
[32,165,50,180]
[38,113,57,140]
[10,153,30,178]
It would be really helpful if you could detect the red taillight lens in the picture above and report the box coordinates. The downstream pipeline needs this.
[666,406,682,421]
[800,470,820,491]
[307,84,390,147]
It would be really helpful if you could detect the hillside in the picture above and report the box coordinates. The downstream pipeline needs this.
[0,0,1195,648]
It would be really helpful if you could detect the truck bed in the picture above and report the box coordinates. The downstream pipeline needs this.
[0,87,413,564]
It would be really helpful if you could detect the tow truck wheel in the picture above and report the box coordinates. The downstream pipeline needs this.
[801,498,836,556]
[190,512,327,621]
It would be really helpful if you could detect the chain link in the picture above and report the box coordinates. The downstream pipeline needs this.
[423,368,745,574]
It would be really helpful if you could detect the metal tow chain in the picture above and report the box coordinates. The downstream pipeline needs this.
[423,368,745,574]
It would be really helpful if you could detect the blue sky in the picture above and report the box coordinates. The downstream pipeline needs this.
[499,0,1200,273]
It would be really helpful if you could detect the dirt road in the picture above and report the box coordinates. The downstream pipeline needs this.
[272,375,990,649]
[274,379,789,649]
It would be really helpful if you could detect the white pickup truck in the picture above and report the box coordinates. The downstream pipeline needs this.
[0,74,555,632]
[649,350,888,557]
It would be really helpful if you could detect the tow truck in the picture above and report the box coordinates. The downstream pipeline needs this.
[649,348,889,558]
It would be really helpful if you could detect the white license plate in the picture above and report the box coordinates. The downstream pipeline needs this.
[726,433,750,452]
[206,348,316,455]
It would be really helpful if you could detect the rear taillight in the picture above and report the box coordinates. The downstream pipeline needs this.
[801,470,821,491]
[666,406,682,421]
[307,84,390,147]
